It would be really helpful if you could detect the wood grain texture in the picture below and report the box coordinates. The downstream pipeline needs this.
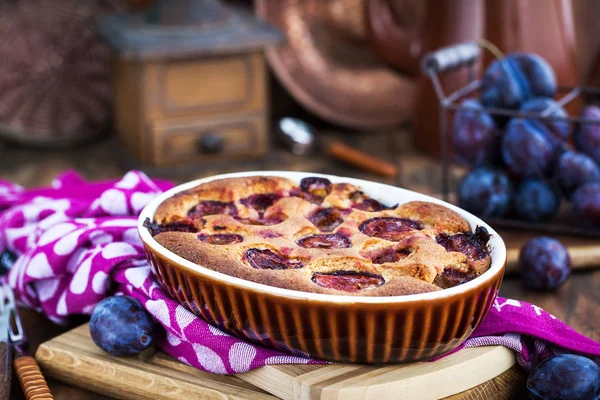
[444,365,526,400]
[13,357,53,400]
[35,324,275,400]
[36,324,516,400]
[0,342,11,400]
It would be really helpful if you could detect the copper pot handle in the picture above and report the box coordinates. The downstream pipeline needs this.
[365,0,422,77]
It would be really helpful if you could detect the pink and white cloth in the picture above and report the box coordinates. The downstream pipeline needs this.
[0,170,599,374]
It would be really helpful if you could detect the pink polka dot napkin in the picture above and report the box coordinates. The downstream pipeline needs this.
[0,171,598,374]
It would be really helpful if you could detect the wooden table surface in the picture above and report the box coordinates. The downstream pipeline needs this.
[1,128,598,400]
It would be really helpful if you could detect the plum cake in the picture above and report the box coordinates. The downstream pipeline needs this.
[145,176,492,296]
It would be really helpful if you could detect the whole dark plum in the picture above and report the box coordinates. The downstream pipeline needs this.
[502,118,554,178]
[481,53,557,110]
[521,98,570,152]
[572,182,600,227]
[527,354,600,400]
[555,151,600,197]
[450,99,498,165]
[574,105,600,165]
[458,167,512,218]
[515,180,560,222]
[90,296,156,356]
[519,237,571,291]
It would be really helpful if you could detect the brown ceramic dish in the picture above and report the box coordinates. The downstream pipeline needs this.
[139,172,506,364]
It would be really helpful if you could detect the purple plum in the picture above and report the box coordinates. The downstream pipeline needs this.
[450,99,498,165]
[571,182,600,227]
[519,237,571,291]
[90,296,156,356]
[481,53,557,110]
[515,180,560,222]
[502,118,554,178]
[555,151,600,197]
[574,105,600,165]
[521,98,570,152]
[527,354,600,400]
[458,167,512,218]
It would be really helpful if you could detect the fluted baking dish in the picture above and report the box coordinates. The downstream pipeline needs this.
[139,171,506,363]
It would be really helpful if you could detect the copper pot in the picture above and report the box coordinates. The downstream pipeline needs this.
[365,0,484,157]
[255,0,417,129]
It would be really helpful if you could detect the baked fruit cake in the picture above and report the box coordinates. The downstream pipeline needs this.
[145,176,492,296]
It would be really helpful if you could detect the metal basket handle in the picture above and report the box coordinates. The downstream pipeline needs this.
[421,42,480,75]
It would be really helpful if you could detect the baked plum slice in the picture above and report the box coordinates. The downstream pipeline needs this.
[371,248,412,264]
[294,177,332,203]
[245,249,303,270]
[297,233,351,249]
[301,177,331,197]
[435,226,490,262]
[352,199,389,212]
[240,194,281,215]
[312,271,384,292]
[359,217,422,241]
[309,207,347,232]
[433,268,476,289]
[144,218,197,236]
[198,233,243,245]
[236,213,286,226]
[188,201,236,219]
[349,191,395,212]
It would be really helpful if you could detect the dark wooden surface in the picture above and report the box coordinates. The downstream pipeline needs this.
[1,128,598,399]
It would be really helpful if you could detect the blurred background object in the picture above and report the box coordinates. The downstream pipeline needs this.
[276,116,398,177]
[121,0,154,9]
[483,0,581,115]
[364,0,424,77]
[254,0,418,129]
[484,0,577,87]
[423,41,600,237]
[361,0,484,156]
[411,0,483,157]
[572,0,600,85]
[0,0,123,147]
[98,0,282,167]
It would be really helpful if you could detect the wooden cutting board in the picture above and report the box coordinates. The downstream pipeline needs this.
[35,324,526,400]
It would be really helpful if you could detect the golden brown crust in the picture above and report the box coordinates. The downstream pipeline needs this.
[150,176,492,296]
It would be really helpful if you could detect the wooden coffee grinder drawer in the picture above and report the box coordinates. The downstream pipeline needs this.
[149,115,268,166]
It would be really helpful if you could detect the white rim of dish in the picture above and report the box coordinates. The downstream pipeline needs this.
[138,171,507,304]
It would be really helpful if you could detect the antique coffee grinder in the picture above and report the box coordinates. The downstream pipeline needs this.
[98,0,282,167]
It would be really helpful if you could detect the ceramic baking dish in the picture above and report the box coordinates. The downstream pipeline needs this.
[139,171,506,363]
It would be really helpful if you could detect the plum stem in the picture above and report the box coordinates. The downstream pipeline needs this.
[478,39,505,60]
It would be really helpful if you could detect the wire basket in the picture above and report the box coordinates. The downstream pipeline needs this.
[422,42,600,238]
